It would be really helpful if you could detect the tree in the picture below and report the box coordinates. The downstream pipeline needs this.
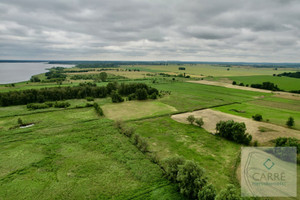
[135,88,148,100]
[286,117,294,128]
[177,160,207,199]
[216,120,252,145]
[252,114,263,121]
[111,91,124,103]
[215,184,240,200]
[195,118,204,127]
[162,156,185,182]
[187,115,195,124]
[99,72,108,82]
[232,81,237,85]
[198,184,216,200]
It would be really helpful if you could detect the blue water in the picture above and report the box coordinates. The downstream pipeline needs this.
[0,62,74,84]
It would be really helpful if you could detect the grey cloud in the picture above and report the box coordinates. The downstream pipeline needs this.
[0,0,299,62]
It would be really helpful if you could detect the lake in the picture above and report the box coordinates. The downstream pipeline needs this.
[0,62,74,84]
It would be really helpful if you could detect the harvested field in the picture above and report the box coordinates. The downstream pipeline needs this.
[171,109,300,144]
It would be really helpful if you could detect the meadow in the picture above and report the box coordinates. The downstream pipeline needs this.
[0,63,299,199]
[225,75,300,91]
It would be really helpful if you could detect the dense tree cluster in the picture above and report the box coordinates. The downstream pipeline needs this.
[277,71,300,79]
[216,120,252,145]
[45,67,67,81]
[0,82,160,106]
[250,82,280,91]
[76,63,118,68]
[275,137,299,153]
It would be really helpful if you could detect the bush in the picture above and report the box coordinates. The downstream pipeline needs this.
[232,81,237,85]
[135,88,148,100]
[54,101,70,108]
[215,184,240,200]
[136,136,149,153]
[195,118,204,127]
[198,184,216,200]
[286,117,294,128]
[252,114,263,121]
[17,118,23,125]
[132,134,140,146]
[187,115,195,124]
[86,97,94,101]
[93,103,104,116]
[177,160,207,199]
[27,103,49,110]
[275,137,299,153]
[253,140,259,147]
[115,120,124,130]
[162,156,185,182]
[216,120,252,145]
[111,91,124,103]
[121,126,135,137]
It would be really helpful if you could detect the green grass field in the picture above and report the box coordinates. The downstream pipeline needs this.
[226,75,300,91]
[151,82,271,112]
[128,117,241,191]
[0,108,184,200]
[213,97,300,130]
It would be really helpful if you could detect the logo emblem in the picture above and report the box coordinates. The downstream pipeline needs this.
[263,158,274,170]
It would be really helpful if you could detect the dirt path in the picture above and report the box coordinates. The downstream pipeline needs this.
[188,80,300,100]
[171,109,300,144]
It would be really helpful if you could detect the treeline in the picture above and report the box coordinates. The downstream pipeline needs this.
[277,71,300,78]
[76,63,118,68]
[250,82,280,91]
[27,101,70,110]
[0,82,159,106]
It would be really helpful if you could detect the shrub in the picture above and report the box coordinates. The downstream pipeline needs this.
[232,81,237,85]
[111,91,124,103]
[17,118,23,125]
[136,136,149,153]
[253,140,259,147]
[132,134,140,146]
[135,88,148,100]
[54,101,70,108]
[275,137,299,153]
[252,114,263,121]
[93,103,104,116]
[286,117,294,128]
[121,126,135,137]
[177,160,207,199]
[216,120,252,145]
[187,115,195,124]
[86,97,94,101]
[239,82,244,86]
[162,156,185,182]
[99,72,108,82]
[115,120,124,130]
[215,184,240,200]
[198,184,216,200]
[27,103,49,110]
[195,118,204,127]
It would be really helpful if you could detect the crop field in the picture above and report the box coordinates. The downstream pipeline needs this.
[225,75,300,91]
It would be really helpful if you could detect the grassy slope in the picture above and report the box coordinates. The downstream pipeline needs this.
[128,117,241,191]
[0,108,184,200]
[226,75,300,91]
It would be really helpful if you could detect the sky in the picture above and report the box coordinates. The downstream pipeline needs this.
[0,0,300,62]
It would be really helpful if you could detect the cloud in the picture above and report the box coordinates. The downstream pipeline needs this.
[0,0,299,62]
